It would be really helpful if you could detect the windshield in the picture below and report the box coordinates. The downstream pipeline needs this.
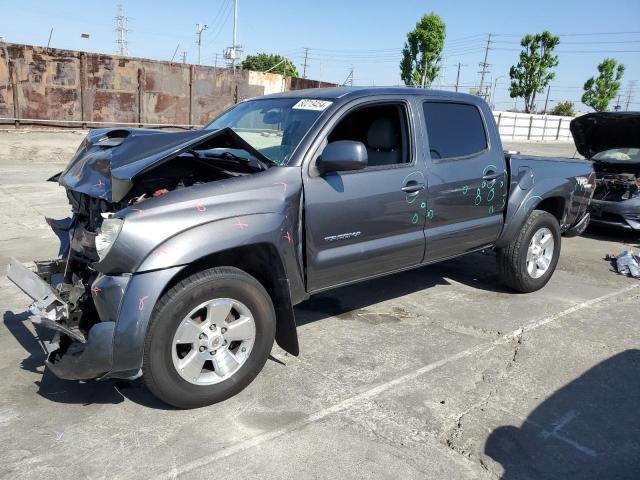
[204,98,331,165]
[592,148,640,162]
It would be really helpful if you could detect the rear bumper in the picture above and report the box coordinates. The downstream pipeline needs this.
[563,212,591,238]
[589,198,640,231]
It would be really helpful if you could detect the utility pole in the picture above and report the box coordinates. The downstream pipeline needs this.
[181,51,187,64]
[454,62,465,92]
[543,85,551,113]
[196,23,208,65]
[224,0,242,71]
[47,28,53,48]
[614,94,622,111]
[625,80,637,110]
[214,53,219,69]
[114,4,129,56]
[302,47,309,79]
[491,75,504,109]
[478,33,492,98]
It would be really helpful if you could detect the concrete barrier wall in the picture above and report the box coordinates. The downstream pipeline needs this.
[0,43,336,128]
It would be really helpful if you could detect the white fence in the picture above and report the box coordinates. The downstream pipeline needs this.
[492,111,575,141]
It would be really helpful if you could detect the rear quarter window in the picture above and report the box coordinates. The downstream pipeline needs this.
[423,102,487,159]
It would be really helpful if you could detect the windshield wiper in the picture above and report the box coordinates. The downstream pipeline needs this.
[197,150,271,171]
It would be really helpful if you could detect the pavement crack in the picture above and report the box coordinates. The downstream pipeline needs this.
[509,328,524,366]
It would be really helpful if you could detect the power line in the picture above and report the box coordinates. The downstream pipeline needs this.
[493,47,640,53]
[208,0,233,48]
[492,31,640,37]
[207,0,233,48]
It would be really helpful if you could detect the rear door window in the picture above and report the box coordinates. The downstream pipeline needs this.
[423,102,487,159]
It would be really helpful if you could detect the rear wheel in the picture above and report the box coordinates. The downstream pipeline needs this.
[143,267,275,409]
[497,210,561,293]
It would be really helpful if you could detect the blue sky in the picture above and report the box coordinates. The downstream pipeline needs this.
[1,0,639,112]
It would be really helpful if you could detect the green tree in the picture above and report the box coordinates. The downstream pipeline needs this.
[509,31,560,113]
[581,58,625,112]
[241,53,299,77]
[550,101,576,117]
[400,13,446,88]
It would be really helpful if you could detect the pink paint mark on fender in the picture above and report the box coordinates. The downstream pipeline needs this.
[91,287,102,295]
[138,295,150,311]
[273,181,288,192]
[233,217,249,230]
[95,179,105,189]
[283,231,293,244]
[132,208,144,218]
[195,203,207,212]
[152,246,169,256]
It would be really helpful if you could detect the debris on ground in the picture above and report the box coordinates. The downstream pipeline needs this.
[605,251,640,278]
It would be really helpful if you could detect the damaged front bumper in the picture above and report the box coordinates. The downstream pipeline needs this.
[589,198,640,231]
[7,257,119,380]
[8,256,184,381]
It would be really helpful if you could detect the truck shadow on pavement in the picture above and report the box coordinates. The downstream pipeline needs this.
[3,309,177,407]
[3,251,506,408]
[295,251,508,326]
[485,349,640,479]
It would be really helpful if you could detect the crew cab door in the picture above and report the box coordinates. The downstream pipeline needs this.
[303,99,426,292]
[421,99,507,262]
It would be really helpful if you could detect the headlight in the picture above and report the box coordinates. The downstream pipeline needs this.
[95,218,124,261]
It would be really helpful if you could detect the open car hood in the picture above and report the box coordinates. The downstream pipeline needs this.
[58,127,267,203]
[570,112,640,159]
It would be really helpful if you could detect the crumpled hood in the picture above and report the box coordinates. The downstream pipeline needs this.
[570,112,640,159]
[59,127,262,203]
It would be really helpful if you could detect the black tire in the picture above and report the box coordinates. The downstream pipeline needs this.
[497,210,561,293]
[143,266,275,409]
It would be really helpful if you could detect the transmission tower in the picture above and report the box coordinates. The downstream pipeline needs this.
[114,4,129,56]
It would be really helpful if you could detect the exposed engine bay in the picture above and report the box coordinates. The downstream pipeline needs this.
[593,172,640,202]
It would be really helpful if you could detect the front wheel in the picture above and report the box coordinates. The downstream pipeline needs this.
[143,267,276,408]
[497,210,561,293]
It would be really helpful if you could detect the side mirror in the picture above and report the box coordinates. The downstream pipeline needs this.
[317,141,368,172]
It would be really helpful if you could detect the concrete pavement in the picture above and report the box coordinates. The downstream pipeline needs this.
[0,131,638,479]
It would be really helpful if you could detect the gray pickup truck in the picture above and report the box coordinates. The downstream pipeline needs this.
[8,87,593,408]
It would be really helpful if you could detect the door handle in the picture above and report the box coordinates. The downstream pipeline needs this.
[482,172,500,180]
[402,183,426,193]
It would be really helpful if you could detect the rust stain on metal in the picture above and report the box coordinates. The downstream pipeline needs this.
[0,43,336,128]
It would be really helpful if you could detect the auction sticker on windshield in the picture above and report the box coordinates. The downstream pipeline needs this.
[292,99,333,111]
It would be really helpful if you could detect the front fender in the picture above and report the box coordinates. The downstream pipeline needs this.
[136,212,305,303]
[102,266,185,376]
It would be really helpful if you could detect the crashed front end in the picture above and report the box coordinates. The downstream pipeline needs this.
[570,112,640,231]
[6,126,260,380]
[590,169,640,231]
